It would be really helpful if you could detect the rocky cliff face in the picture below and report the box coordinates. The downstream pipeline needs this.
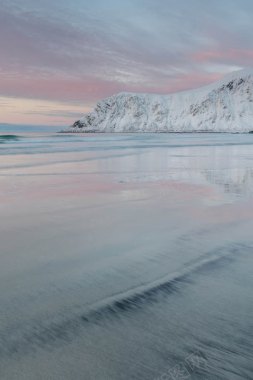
[66,69,253,133]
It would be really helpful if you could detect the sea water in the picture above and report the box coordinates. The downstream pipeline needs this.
[0,130,253,379]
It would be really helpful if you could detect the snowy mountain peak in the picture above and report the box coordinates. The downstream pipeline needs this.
[66,69,253,133]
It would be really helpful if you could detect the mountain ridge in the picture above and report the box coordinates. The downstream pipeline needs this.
[65,69,253,133]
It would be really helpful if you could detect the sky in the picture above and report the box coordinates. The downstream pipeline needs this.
[1,0,253,126]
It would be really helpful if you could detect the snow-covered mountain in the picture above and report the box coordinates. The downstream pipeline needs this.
[65,69,253,133]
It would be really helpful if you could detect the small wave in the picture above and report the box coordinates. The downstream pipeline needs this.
[80,244,243,323]
[0,135,20,143]
[0,243,247,359]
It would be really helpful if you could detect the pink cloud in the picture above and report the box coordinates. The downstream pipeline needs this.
[0,75,124,103]
[139,72,224,95]
[0,68,224,105]
[192,48,253,65]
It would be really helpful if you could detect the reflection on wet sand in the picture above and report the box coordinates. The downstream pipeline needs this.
[0,133,253,380]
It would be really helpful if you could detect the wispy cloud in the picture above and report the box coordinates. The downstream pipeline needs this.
[1,0,253,124]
